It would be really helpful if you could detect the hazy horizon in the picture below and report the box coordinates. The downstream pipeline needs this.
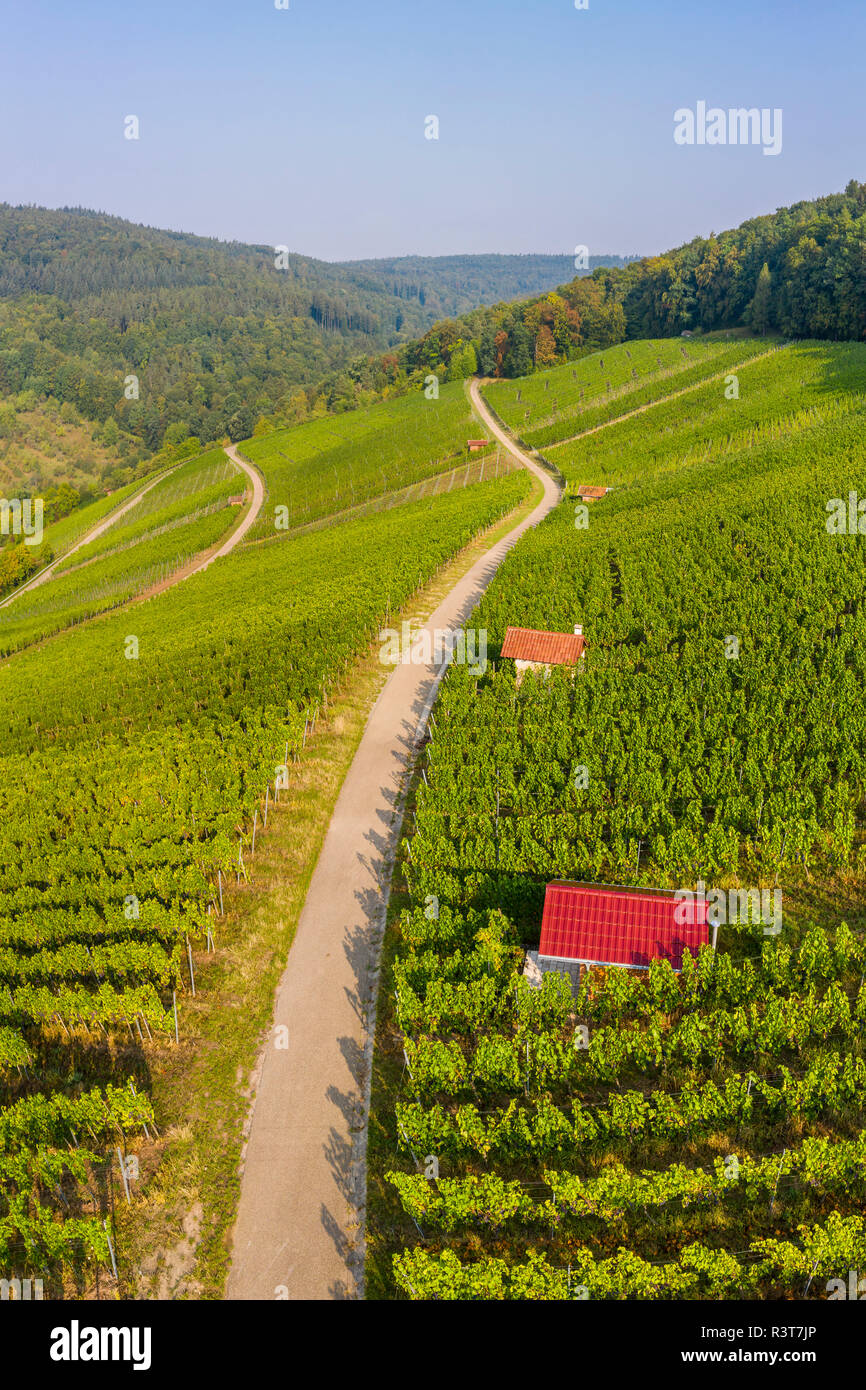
[3,0,862,262]
[0,199,642,263]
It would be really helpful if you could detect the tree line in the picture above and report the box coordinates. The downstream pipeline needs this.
[367,180,866,387]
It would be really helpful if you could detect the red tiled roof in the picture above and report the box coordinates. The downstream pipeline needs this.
[500,626,586,664]
[539,881,709,970]
[577,485,609,499]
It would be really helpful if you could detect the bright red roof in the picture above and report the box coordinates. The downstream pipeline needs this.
[539,881,708,970]
[500,626,586,664]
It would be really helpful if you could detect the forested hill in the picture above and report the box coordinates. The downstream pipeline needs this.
[388,180,866,382]
[330,253,632,320]
[0,204,632,468]
[0,206,621,323]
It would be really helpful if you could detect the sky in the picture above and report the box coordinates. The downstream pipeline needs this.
[2,0,864,262]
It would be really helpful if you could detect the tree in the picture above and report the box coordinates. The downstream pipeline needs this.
[503,324,533,377]
[749,263,773,335]
[101,416,120,448]
[226,405,256,442]
[163,421,189,448]
[534,324,558,368]
[478,326,499,377]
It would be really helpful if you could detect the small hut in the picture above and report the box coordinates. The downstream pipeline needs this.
[500,625,586,682]
[524,881,710,992]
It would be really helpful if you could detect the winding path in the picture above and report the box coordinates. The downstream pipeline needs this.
[0,445,263,612]
[0,463,186,610]
[178,445,264,580]
[226,379,560,1300]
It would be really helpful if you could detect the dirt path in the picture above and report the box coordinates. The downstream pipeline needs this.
[226,380,560,1301]
[185,445,264,573]
[0,446,264,622]
[116,445,264,602]
[0,463,186,610]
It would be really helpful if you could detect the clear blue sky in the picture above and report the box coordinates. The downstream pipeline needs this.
[2,0,863,261]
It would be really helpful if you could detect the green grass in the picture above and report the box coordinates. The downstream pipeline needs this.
[32,476,149,560]
[0,507,237,657]
[550,340,866,488]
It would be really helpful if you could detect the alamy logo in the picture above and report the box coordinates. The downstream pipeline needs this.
[1,1276,43,1300]
[49,1320,152,1371]
[826,1269,866,1299]
[674,102,782,156]
[0,497,43,546]
[674,880,782,935]
[826,492,866,534]
[379,622,487,675]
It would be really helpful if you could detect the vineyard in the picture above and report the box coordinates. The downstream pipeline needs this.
[0,380,530,1293]
[366,338,866,1299]
[483,335,763,449]
[242,381,497,538]
[51,451,240,572]
[0,448,244,656]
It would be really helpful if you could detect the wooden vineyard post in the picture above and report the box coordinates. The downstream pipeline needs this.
[264,784,269,829]
[769,1148,787,1215]
[172,992,179,1044]
[187,938,196,997]
[736,1076,752,1140]
[251,808,258,857]
[103,1219,118,1281]
[218,869,224,915]
[116,1147,131,1205]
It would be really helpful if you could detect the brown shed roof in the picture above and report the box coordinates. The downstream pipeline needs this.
[576,485,610,499]
[500,626,586,665]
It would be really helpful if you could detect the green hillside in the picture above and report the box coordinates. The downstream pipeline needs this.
[0,448,244,654]
[3,180,866,1305]
[0,346,535,1290]
[242,380,498,538]
[483,335,759,447]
